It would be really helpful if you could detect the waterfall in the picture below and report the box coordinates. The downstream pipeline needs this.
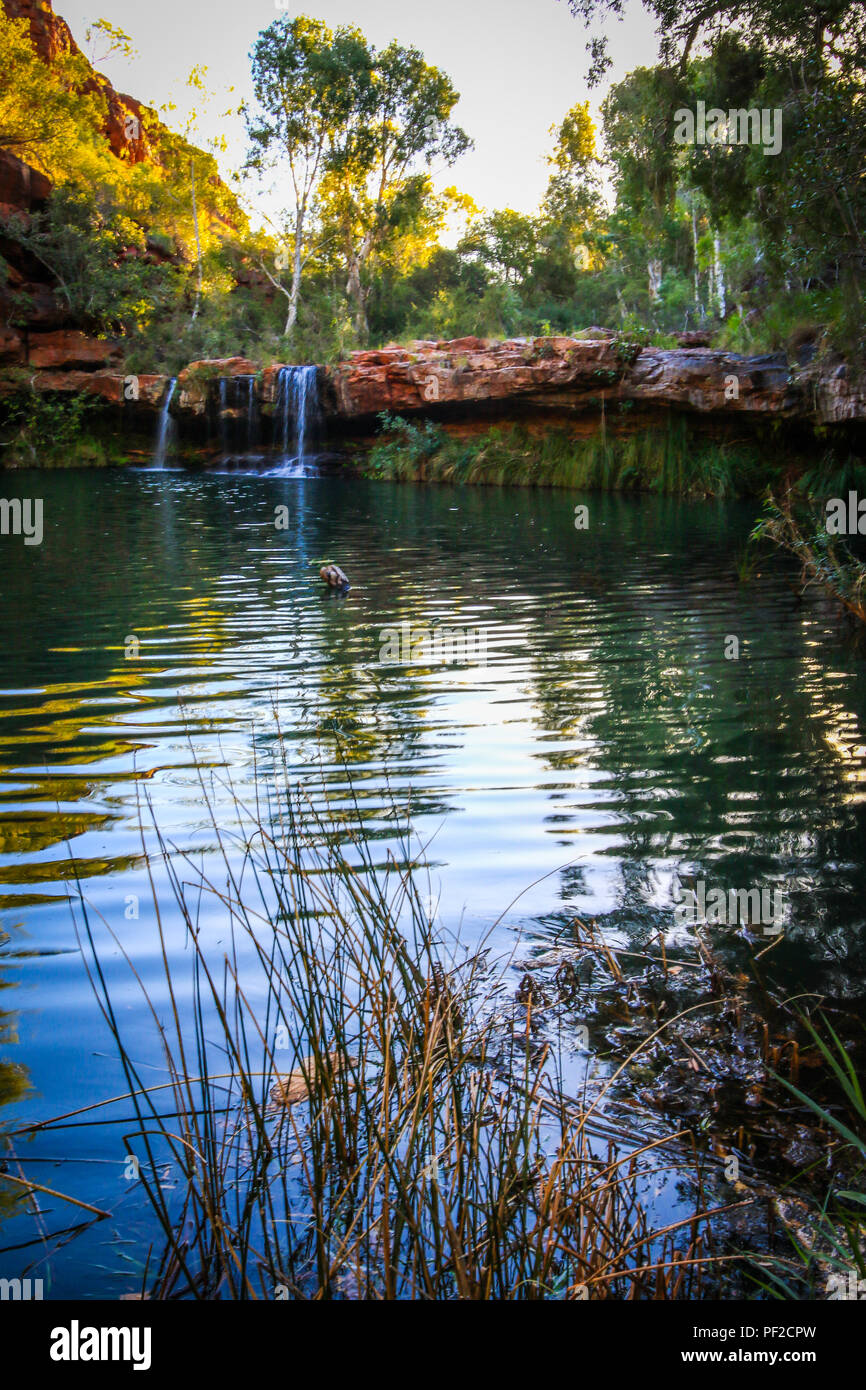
[152,378,177,468]
[219,378,228,457]
[215,375,259,462]
[209,370,319,471]
[273,365,320,475]
[246,375,259,448]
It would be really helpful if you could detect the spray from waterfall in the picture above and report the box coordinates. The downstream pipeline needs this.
[152,378,177,468]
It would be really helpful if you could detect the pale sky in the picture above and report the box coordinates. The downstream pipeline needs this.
[57,0,660,219]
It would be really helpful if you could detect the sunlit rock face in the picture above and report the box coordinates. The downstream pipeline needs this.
[27,330,123,370]
[4,0,153,164]
[324,338,622,419]
[322,337,805,422]
[3,337,865,436]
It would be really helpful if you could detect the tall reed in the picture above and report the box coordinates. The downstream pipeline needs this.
[67,749,733,1299]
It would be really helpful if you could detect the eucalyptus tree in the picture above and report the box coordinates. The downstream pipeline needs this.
[564,0,866,77]
[245,16,369,338]
[601,67,688,309]
[459,208,539,287]
[539,101,604,282]
[320,40,471,340]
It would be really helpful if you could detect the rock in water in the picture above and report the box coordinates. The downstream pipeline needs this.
[320,563,349,589]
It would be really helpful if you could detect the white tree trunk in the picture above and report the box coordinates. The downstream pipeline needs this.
[286,211,303,338]
[190,159,203,323]
[692,206,701,319]
[713,232,726,318]
[647,258,663,305]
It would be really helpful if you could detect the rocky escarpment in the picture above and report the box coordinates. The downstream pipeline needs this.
[4,0,153,163]
[322,336,814,424]
[0,0,250,368]
[318,335,865,429]
[3,336,863,441]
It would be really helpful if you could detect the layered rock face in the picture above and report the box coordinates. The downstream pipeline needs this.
[323,336,808,423]
[4,0,151,163]
[4,336,864,434]
[0,0,247,369]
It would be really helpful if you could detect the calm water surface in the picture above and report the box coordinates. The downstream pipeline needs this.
[1,467,866,1293]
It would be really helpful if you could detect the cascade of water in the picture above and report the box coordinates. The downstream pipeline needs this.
[215,376,260,462]
[152,378,177,468]
[212,370,315,470]
[294,364,319,464]
[246,375,259,448]
[273,365,320,474]
[276,367,290,454]
[218,378,228,457]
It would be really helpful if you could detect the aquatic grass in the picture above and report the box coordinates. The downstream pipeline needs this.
[365,415,764,497]
[753,1014,866,1300]
[773,1014,866,1163]
[44,743,739,1300]
[795,449,866,501]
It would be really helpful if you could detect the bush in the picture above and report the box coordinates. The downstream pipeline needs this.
[0,388,105,467]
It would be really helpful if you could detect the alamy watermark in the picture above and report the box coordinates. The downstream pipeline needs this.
[0,1277,43,1299]
[0,497,42,545]
[378,620,487,667]
[827,1269,866,1299]
[825,491,866,535]
[674,102,782,156]
[674,880,784,934]
[49,1322,151,1371]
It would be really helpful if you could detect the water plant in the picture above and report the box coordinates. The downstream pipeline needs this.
[365,414,765,497]
[0,387,106,466]
[755,1015,866,1300]
[751,488,866,624]
[48,750,737,1300]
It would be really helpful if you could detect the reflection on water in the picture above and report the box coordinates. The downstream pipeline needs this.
[1,468,866,1292]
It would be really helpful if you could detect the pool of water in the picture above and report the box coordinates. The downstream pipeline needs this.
[1,466,866,1294]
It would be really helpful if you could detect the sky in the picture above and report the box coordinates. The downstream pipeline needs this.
[56,0,660,220]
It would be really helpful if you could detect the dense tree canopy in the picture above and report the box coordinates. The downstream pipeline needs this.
[2,3,863,367]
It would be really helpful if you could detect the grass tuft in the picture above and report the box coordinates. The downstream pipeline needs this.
[60,748,734,1300]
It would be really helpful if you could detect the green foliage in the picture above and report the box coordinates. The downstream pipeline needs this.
[4,184,181,337]
[365,413,446,479]
[752,489,866,622]
[0,389,106,466]
[0,7,268,375]
[795,450,866,501]
[0,9,108,177]
[757,1014,866,1300]
[4,0,866,380]
[245,17,470,342]
[366,414,764,494]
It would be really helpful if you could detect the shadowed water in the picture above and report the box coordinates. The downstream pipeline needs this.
[1,467,866,1293]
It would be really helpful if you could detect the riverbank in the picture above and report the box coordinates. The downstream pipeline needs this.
[363,414,776,495]
[1,334,865,481]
